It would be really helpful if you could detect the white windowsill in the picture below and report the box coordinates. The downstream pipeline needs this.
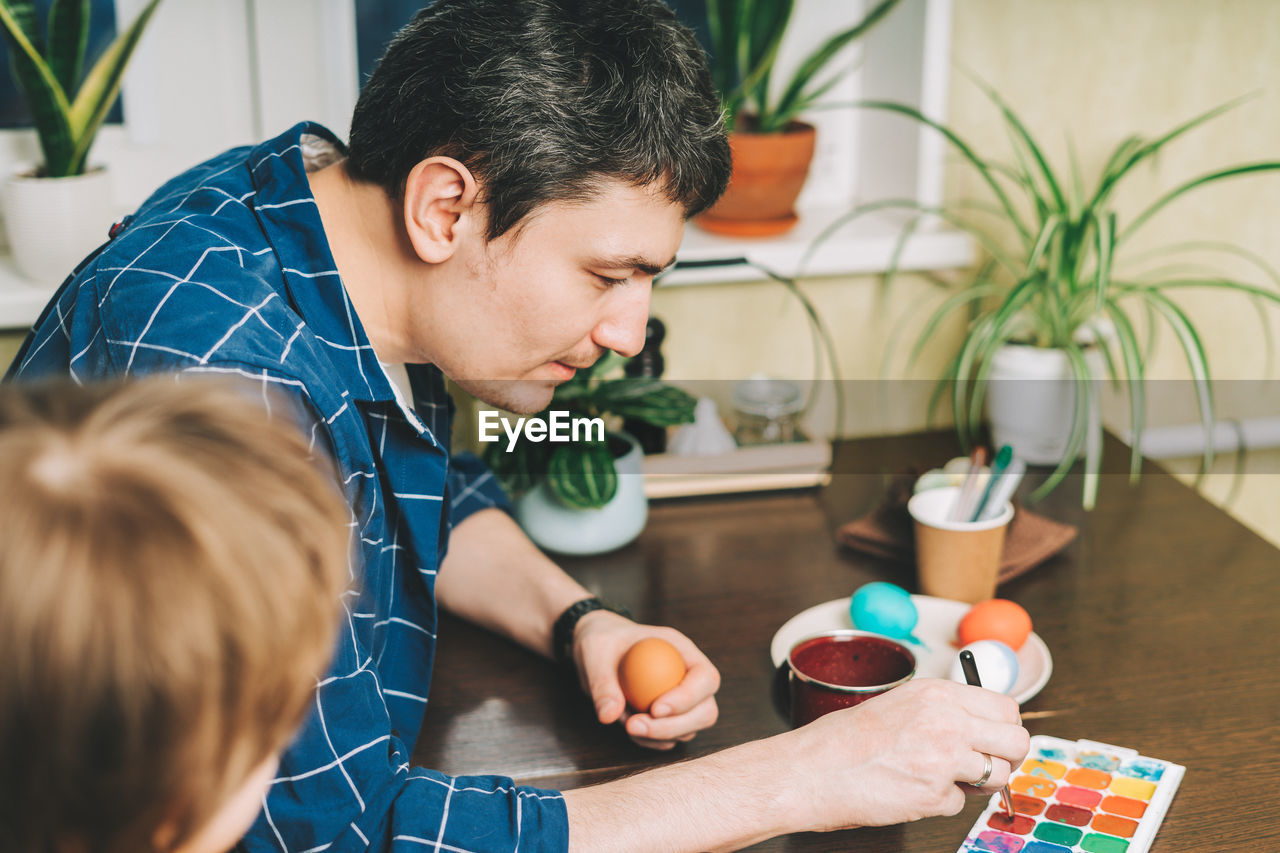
[664,205,974,287]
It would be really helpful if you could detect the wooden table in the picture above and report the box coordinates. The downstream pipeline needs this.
[414,432,1280,850]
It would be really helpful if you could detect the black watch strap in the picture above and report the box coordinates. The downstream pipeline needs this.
[552,597,632,667]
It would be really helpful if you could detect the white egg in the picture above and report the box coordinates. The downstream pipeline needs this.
[949,640,1020,695]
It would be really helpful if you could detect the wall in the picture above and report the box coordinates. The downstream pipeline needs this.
[944,0,1280,418]
[651,271,958,437]
[655,0,1280,544]
[0,330,21,373]
[661,0,1280,408]
[930,0,1280,549]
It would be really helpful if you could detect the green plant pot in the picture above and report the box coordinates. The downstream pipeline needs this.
[514,432,648,555]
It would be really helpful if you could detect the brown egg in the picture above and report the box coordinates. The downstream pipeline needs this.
[618,637,687,712]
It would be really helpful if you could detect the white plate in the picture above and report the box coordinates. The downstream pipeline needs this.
[769,595,1052,704]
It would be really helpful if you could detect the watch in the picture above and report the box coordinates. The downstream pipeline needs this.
[552,597,633,667]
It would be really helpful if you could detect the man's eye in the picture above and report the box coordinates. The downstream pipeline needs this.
[595,273,628,286]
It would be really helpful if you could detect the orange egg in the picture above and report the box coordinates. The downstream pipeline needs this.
[618,637,687,712]
[958,599,1033,651]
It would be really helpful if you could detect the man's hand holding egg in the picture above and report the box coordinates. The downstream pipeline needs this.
[618,637,687,712]
[570,609,721,750]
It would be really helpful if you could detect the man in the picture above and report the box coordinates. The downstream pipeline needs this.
[9,1,1028,850]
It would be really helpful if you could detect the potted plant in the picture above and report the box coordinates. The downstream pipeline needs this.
[483,353,697,555]
[695,0,901,237]
[0,0,163,283]
[810,87,1280,508]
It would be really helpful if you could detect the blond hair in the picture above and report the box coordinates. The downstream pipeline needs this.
[0,377,352,853]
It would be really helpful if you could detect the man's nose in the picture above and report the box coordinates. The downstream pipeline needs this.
[591,286,652,358]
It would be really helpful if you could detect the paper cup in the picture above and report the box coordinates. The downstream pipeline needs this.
[907,485,1014,604]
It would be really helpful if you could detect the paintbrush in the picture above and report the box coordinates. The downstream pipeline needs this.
[959,649,1016,818]
[977,457,1026,522]
[969,444,1012,522]
[948,446,987,522]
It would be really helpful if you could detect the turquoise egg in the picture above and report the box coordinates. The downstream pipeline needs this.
[849,582,918,638]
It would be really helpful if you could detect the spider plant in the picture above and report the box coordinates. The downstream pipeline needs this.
[483,353,696,509]
[807,86,1280,508]
[0,0,164,177]
[707,0,900,132]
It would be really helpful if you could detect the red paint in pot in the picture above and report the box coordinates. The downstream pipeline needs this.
[787,631,915,727]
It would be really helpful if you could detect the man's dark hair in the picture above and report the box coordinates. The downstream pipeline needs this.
[347,0,731,241]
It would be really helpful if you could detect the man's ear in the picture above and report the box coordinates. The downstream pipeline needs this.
[402,156,480,263]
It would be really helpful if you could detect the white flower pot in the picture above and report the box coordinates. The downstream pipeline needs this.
[2,165,115,285]
[985,344,1104,465]
[515,433,648,556]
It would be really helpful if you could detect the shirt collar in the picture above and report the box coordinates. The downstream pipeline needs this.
[246,123,448,439]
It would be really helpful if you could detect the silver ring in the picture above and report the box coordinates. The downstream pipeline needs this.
[970,753,993,787]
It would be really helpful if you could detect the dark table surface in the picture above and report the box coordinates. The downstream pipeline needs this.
[414,432,1280,851]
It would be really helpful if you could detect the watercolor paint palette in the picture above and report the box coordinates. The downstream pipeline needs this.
[957,736,1184,853]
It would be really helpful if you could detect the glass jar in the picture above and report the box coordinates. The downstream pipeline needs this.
[731,377,803,445]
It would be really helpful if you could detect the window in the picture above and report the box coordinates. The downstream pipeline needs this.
[0,0,970,328]
[322,0,960,286]
[658,0,971,285]
[0,0,123,129]
[354,0,423,83]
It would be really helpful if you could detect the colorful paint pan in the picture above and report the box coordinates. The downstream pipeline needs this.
[1055,786,1102,809]
[1011,794,1047,816]
[1100,796,1147,819]
[1012,775,1058,797]
[957,736,1185,853]
[1023,758,1067,778]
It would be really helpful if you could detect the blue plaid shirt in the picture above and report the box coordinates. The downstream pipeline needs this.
[9,123,570,852]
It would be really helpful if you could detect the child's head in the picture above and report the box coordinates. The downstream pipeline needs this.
[0,377,351,853]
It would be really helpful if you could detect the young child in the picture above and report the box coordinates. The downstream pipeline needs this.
[0,378,352,853]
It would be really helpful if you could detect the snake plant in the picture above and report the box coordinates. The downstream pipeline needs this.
[0,0,163,177]
[706,0,900,132]
[483,353,696,509]
[806,85,1280,508]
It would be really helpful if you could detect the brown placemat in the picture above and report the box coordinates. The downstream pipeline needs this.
[836,473,1077,584]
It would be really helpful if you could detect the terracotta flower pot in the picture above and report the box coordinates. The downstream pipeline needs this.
[696,121,817,238]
